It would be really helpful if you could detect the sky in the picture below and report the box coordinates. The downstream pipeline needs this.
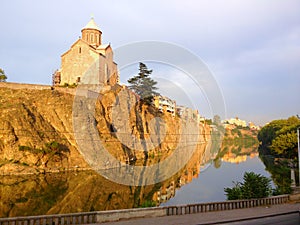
[0,0,300,125]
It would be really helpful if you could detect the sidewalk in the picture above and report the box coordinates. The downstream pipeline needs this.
[100,203,300,225]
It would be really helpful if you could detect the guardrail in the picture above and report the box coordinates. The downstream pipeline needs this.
[0,195,289,224]
[165,194,289,215]
[0,212,97,225]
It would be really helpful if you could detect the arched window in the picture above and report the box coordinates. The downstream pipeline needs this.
[104,63,108,77]
[79,47,81,53]
[91,33,94,43]
[96,34,99,45]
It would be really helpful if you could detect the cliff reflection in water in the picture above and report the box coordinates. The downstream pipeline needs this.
[0,138,221,218]
[0,126,262,218]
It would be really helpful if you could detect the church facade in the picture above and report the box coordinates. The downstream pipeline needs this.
[53,18,119,86]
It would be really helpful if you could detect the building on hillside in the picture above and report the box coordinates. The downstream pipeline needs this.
[222,117,247,127]
[248,121,260,130]
[53,17,119,86]
[153,95,176,116]
[176,105,194,120]
[176,105,203,122]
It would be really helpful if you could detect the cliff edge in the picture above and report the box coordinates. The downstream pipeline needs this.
[0,84,211,175]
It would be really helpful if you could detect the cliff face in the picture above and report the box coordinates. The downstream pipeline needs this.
[0,84,213,217]
[0,84,211,175]
[0,87,88,174]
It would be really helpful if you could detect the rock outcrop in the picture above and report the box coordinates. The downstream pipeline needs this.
[0,84,211,175]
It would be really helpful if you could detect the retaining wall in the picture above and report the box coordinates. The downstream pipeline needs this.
[0,82,52,90]
[0,82,112,96]
[0,195,289,224]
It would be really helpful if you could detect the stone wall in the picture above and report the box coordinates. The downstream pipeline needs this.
[0,82,52,90]
[60,39,100,85]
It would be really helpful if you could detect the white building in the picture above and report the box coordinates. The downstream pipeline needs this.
[222,117,247,127]
[153,95,176,116]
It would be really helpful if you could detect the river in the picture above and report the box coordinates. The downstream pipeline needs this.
[0,140,274,218]
[161,155,273,206]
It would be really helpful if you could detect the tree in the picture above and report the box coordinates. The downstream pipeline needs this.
[127,62,158,105]
[258,116,300,158]
[0,68,7,82]
[270,131,298,157]
[224,172,272,200]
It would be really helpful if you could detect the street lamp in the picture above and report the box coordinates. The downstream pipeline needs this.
[298,127,300,186]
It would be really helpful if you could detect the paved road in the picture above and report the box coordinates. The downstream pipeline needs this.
[100,203,300,225]
[225,212,300,225]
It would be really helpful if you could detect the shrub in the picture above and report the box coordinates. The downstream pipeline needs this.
[224,172,272,200]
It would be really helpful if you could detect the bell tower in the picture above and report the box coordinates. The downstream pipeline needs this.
[81,17,102,48]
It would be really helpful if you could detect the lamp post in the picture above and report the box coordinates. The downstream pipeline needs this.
[298,127,300,186]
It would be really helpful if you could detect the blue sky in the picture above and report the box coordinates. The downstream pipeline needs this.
[0,0,299,125]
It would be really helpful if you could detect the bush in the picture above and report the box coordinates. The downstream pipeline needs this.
[225,172,272,200]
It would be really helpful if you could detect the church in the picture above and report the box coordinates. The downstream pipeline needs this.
[53,18,119,86]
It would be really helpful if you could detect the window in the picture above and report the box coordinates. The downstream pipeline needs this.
[104,63,108,77]
[96,34,99,44]
[91,33,94,43]
[79,47,81,53]
[77,77,81,83]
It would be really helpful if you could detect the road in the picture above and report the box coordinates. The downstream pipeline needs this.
[100,203,300,225]
[223,212,300,225]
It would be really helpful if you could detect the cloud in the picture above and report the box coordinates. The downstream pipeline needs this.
[0,0,299,124]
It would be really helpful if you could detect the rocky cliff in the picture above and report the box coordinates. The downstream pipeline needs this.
[0,84,211,175]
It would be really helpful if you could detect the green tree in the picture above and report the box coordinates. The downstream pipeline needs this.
[258,116,300,158]
[224,172,272,200]
[224,182,243,200]
[127,62,158,105]
[0,68,7,82]
[271,131,297,157]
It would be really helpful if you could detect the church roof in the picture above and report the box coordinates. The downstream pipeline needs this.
[82,17,100,31]
[97,44,110,50]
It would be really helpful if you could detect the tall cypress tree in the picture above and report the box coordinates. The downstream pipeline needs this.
[127,62,159,104]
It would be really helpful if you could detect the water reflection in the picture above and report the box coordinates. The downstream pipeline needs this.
[0,134,268,218]
[160,155,271,206]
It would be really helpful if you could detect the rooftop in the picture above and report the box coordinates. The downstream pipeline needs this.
[82,17,100,31]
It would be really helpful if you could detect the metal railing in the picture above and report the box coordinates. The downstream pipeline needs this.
[165,195,289,215]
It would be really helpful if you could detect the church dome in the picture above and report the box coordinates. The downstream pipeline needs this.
[82,17,100,31]
[81,17,102,47]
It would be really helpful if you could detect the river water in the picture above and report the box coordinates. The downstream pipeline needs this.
[161,155,273,206]
[0,141,273,218]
